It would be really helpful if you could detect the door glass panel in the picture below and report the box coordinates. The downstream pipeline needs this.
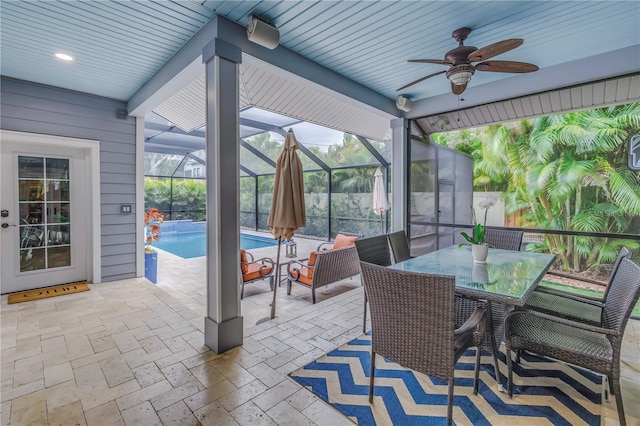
[47,247,71,268]
[438,148,454,181]
[18,180,45,201]
[46,203,70,223]
[20,247,45,272]
[439,183,454,225]
[408,137,473,254]
[438,225,454,248]
[47,225,70,245]
[454,155,473,225]
[19,203,44,224]
[46,158,69,179]
[18,155,71,272]
[18,156,44,179]
[46,180,69,201]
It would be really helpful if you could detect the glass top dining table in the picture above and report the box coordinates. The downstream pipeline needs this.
[389,245,556,306]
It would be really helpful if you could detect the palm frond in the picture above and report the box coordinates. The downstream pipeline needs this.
[547,153,595,201]
[608,167,640,214]
[571,211,604,232]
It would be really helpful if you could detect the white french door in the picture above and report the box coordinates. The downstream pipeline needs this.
[1,140,89,293]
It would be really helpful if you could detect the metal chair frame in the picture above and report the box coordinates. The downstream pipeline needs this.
[240,251,275,299]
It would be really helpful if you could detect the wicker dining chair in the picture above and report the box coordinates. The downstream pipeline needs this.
[388,230,412,263]
[355,235,392,333]
[505,257,640,426]
[484,229,523,251]
[525,247,631,324]
[456,228,524,385]
[360,261,485,426]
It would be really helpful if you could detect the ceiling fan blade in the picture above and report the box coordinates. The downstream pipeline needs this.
[468,39,523,62]
[451,82,467,95]
[408,59,453,66]
[475,60,539,73]
[396,70,446,91]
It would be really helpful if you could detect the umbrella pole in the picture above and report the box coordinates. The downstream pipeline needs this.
[270,237,282,319]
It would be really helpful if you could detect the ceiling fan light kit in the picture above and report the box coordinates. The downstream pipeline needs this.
[447,65,474,86]
[398,27,538,95]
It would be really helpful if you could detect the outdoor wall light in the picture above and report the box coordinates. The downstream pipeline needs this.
[247,15,280,49]
[396,95,412,112]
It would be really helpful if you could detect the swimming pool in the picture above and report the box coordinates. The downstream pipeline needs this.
[154,232,278,259]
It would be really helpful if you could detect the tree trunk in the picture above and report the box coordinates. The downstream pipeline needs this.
[572,185,582,271]
[539,196,569,266]
[565,199,573,271]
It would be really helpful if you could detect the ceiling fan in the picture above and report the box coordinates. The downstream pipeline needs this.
[397,27,538,95]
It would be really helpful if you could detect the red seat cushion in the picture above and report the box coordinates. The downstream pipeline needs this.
[291,252,318,285]
[333,233,358,249]
[240,250,249,274]
[296,267,313,286]
[243,262,272,282]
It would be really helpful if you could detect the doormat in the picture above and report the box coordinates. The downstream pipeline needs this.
[8,282,90,304]
[289,333,602,425]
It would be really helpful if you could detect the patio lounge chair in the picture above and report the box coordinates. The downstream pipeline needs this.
[240,249,275,299]
[505,257,640,426]
[286,233,361,304]
[360,261,485,426]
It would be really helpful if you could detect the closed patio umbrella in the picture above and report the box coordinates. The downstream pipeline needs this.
[266,129,306,319]
[372,167,387,233]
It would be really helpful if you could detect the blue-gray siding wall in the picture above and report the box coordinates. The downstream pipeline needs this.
[1,77,137,282]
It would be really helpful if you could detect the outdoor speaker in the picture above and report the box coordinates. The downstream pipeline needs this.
[396,95,412,112]
[247,15,279,49]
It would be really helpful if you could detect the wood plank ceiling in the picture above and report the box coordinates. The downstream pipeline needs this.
[1,1,638,136]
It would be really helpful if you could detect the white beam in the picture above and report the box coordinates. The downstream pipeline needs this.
[128,15,398,118]
[391,118,408,233]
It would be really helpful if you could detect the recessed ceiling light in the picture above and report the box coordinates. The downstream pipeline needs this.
[55,53,73,61]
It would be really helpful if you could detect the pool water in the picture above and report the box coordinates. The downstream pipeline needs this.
[154,232,278,259]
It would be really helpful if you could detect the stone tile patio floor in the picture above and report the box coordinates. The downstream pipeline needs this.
[1,232,638,425]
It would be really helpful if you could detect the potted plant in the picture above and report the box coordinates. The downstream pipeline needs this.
[144,208,164,283]
[460,197,496,264]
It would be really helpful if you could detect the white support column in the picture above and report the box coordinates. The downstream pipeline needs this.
[135,116,145,278]
[203,38,243,353]
[391,118,409,232]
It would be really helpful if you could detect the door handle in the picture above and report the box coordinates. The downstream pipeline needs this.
[1,223,16,228]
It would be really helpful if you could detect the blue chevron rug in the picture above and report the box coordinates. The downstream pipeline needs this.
[289,334,603,425]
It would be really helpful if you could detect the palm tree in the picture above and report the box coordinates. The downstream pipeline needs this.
[175,179,206,221]
[437,102,640,274]
[144,177,172,215]
[304,171,328,194]
[515,104,640,271]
